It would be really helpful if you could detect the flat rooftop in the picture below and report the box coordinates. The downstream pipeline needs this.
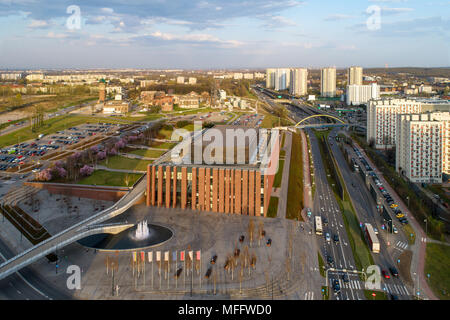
[153,125,278,170]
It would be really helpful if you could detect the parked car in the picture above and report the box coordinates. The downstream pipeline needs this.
[389,267,399,277]
[382,270,390,279]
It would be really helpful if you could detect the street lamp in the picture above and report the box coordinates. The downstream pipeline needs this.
[424,219,427,237]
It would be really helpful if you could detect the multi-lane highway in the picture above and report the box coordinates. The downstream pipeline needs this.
[328,128,412,299]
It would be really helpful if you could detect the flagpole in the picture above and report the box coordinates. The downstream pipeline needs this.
[176,251,178,289]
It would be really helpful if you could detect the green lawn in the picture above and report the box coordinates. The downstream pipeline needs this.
[149,141,177,149]
[77,170,143,187]
[273,159,285,188]
[286,132,303,220]
[267,197,279,218]
[424,243,450,300]
[318,252,325,277]
[99,155,153,171]
[126,148,166,159]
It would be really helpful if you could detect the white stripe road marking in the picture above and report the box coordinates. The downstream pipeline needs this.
[404,286,409,295]
[393,284,400,294]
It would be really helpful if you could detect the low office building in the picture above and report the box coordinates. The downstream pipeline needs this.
[146,125,280,217]
[103,101,131,114]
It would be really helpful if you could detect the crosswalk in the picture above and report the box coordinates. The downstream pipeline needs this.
[383,283,410,296]
[304,291,314,300]
[395,241,408,250]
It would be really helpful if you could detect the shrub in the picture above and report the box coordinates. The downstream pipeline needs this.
[80,165,94,177]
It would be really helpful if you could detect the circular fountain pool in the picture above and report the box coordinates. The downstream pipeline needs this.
[77,223,173,252]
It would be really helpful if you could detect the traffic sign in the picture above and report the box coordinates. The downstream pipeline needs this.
[397,259,400,263]
[372,293,376,297]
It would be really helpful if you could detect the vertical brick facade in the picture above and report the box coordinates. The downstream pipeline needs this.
[235,169,241,214]
[255,170,261,217]
[181,167,187,209]
[165,166,171,208]
[249,170,255,216]
[172,167,177,208]
[225,169,230,214]
[198,168,205,211]
[205,168,211,212]
[219,169,225,213]
[146,165,151,206]
[157,166,163,207]
[242,170,248,215]
[212,169,218,212]
[151,166,156,206]
[192,168,197,210]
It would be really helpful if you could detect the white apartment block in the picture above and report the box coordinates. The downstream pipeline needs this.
[346,83,379,105]
[266,68,276,89]
[176,76,185,84]
[290,68,308,96]
[367,98,422,149]
[1,73,23,80]
[188,77,197,84]
[243,73,254,80]
[396,112,450,183]
[348,66,363,85]
[321,67,336,97]
[233,73,243,80]
[274,68,291,91]
[254,72,265,79]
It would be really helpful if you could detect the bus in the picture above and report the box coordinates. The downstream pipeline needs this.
[364,223,380,253]
[315,216,323,235]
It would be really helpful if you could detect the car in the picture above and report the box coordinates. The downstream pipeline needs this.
[210,255,217,265]
[327,255,334,265]
[306,208,312,217]
[382,270,390,279]
[396,213,405,219]
[325,233,331,242]
[332,279,340,293]
[389,267,399,277]
[393,226,398,234]
[399,218,409,225]
[342,274,349,283]
[333,234,339,243]
[390,204,398,209]
[322,217,328,225]
[390,294,399,300]
[266,239,272,247]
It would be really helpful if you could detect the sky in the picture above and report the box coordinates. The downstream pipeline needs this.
[0,0,449,69]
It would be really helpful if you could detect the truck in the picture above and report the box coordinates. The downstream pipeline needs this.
[364,223,380,253]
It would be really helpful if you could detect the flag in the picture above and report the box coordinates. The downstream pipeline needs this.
[141,251,145,262]
[173,251,177,262]
[196,250,201,261]
[156,251,161,261]
[132,252,137,262]
[148,252,153,263]
[188,251,193,261]
[180,251,185,261]
[164,251,169,261]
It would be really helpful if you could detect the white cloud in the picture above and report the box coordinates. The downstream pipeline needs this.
[27,19,48,28]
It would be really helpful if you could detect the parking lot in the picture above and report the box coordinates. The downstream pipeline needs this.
[0,122,124,172]
[231,113,264,127]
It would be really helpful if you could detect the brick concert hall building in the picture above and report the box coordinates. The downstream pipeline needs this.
[146,125,280,217]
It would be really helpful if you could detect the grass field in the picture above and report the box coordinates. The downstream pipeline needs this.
[318,252,325,277]
[267,197,279,218]
[424,242,450,300]
[125,148,166,159]
[286,132,303,220]
[77,170,143,187]
[99,155,153,171]
[273,159,285,188]
[0,94,96,113]
[149,141,177,149]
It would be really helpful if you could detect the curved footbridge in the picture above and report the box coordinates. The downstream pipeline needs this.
[0,176,147,281]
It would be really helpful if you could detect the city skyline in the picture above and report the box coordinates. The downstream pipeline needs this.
[0,0,449,69]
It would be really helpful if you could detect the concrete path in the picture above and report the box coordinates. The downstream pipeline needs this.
[277,131,292,219]
[94,165,146,174]
[299,129,312,221]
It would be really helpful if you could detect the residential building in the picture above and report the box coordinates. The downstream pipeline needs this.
[154,95,174,112]
[177,76,185,84]
[367,98,422,149]
[188,77,197,85]
[233,73,243,80]
[346,83,379,105]
[274,68,291,91]
[265,68,276,89]
[178,92,200,109]
[348,66,363,85]
[103,101,131,114]
[396,112,450,183]
[321,67,336,97]
[289,68,308,96]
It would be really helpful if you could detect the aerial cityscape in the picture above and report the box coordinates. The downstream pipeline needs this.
[0,0,449,309]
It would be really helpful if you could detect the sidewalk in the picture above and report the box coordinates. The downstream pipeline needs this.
[350,136,438,300]
[299,130,312,221]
